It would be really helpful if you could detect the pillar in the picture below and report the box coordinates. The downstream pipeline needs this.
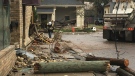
[76,7,84,28]
[24,6,32,46]
[51,7,56,22]
[19,0,23,48]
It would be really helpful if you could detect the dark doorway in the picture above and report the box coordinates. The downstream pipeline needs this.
[41,14,47,29]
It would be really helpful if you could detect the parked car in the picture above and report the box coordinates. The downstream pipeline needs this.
[94,18,104,25]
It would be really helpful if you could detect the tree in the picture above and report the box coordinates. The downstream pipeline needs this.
[85,0,109,18]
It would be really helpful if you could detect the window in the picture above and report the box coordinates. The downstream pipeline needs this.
[65,16,70,21]
[0,0,10,50]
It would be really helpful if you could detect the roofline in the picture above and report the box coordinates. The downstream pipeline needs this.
[105,5,110,7]
[37,5,85,7]
[37,12,53,14]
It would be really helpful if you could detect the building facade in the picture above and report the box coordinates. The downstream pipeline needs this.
[0,0,16,76]
[0,0,10,50]
[0,0,40,75]
[10,0,40,48]
[104,2,116,14]
[37,0,85,28]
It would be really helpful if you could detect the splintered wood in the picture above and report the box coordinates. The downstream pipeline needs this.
[33,33,54,44]
[54,42,71,53]
[53,31,62,41]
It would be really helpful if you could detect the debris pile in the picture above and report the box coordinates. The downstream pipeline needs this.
[54,42,71,53]
[53,31,62,41]
[9,38,135,76]
[12,48,45,71]
[33,32,54,44]
[86,56,135,76]
[12,43,69,72]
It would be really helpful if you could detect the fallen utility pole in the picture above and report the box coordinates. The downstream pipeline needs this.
[121,67,135,76]
[34,61,110,73]
[86,56,129,67]
[116,68,134,76]
[54,42,70,53]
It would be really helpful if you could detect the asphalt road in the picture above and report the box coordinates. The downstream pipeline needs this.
[62,32,135,70]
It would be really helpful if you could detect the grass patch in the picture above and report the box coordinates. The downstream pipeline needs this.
[53,24,103,32]
[88,24,103,31]
[54,28,93,32]
[95,25,103,29]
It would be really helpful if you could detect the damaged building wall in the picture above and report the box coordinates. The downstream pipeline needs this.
[10,0,33,48]
[10,0,23,48]
[24,6,32,46]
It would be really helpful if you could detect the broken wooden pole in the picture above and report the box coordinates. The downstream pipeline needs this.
[116,68,134,76]
[34,61,110,73]
[54,42,70,53]
[121,67,135,76]
[86,56,129,67]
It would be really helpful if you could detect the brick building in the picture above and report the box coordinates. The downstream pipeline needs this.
[10,0,40,48]
[0,0,16,76]
[0,0,40,75]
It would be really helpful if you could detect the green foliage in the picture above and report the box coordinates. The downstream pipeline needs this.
[85,0,109,6]
[54,28,93,32]
[85,0,109,17]
[83,28,93,32]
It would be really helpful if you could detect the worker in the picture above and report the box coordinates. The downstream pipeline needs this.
[47,21,54,38]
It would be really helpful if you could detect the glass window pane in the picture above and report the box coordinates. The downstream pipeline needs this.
[3,4,10,48]
[0,1,10,50]
[0,1,4,50]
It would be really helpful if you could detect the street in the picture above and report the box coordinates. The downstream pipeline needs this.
[62,32,135,70]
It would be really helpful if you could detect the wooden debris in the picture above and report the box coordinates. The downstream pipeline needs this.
[54,42,70,53]
[116,68,134,76]
[121,67,135,76]
[53,31,62,41]
[86,56,129,67]
[34,61,110,73]
[33,32,54,44]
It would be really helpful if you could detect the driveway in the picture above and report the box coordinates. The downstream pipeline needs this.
[62,32,135,70]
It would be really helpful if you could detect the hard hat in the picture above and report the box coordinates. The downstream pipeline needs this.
[48,22,52,25]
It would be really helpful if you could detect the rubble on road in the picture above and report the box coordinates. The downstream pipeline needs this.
[9,41,107,76]
[8,32,135,76]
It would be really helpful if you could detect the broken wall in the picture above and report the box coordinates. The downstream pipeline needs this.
[10,0,33,48]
